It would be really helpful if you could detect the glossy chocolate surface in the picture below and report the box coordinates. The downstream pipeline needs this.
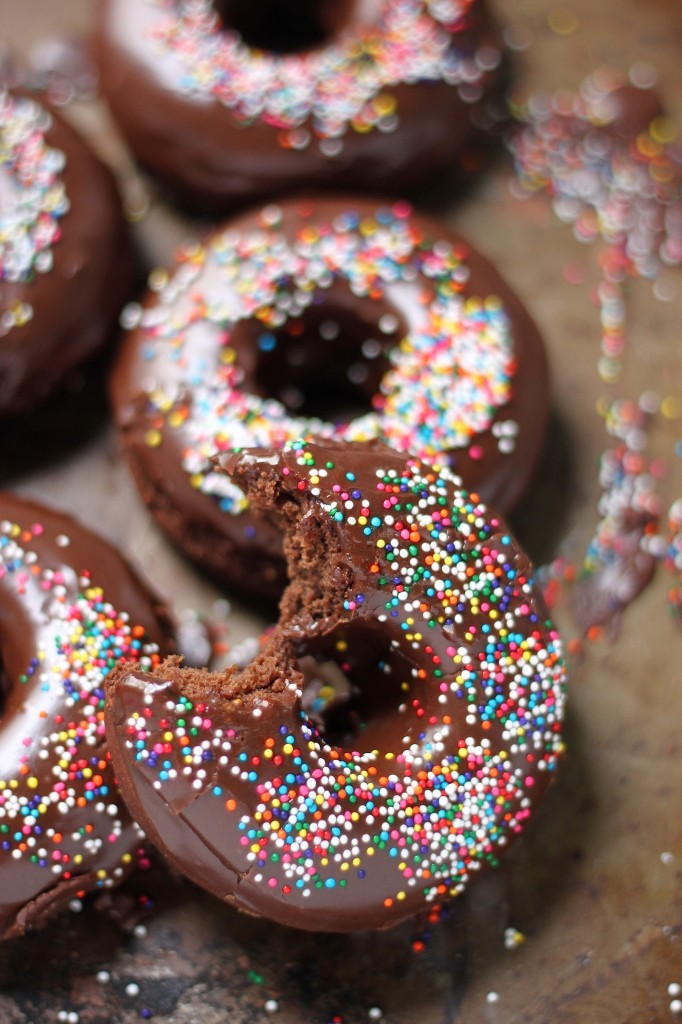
[111,196,549,599]
[0,493,174,938]
[95,0,504,212]
[106,439,566,932]
[0,91,131,415]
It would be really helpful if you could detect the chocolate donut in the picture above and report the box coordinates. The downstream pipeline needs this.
[95,0,505,212]
[0,493,174,939]
[0,90,131,415]
[106,439,567,932]
[111,197,548,599]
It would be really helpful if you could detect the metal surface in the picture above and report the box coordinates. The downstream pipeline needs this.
[0,0,681,1020]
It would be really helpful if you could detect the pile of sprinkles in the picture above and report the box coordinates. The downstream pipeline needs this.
[0,515,162,890]
[0,91,68,331]
[509,67,682,630]
[118,440,566,921]
[124,201,514,514]
[145,0,493,153]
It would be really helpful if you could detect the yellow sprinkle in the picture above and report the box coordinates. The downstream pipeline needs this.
[148,267,169,291]
[144,429,163,448]
[547,6,579,35]
[168,409,187,428]
[374,92,396,117]
[651,116,677,144]
[360,217,378,237]
[662,395,681,420]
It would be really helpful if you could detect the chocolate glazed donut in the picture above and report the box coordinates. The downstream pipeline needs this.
[106,439,567,933]
[0,494,174,939]
[111,197,549,600]
[0,91,131,415]
[95,0,505,212]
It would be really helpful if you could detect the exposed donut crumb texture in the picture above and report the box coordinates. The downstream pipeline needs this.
[106,439,566,932]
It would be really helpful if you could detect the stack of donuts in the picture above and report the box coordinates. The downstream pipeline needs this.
[0,0,567,940]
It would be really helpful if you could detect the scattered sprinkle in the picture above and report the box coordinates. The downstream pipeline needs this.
[510,68,682,629]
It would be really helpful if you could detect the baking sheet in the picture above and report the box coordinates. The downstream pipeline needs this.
[1,0,681,1021]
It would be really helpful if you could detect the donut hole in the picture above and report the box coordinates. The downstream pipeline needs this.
[214,0,358,55]
[232,287,403,422]
[295,622,415,753]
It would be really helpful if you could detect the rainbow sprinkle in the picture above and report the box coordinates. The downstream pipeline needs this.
[0,514,161,889]
[509,68,682,628]
[144,0,493,151]
[0,92,68,286]
[119,441,566,918]
[124,201,515,516]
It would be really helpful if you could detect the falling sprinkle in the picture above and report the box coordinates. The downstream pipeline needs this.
[509,68,682,629]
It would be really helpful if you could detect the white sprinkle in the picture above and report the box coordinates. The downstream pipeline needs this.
[669,983,682,997]
[125,982,140,997]
[653,276,677,302]
[379,314,399,334]
[264,999,279,1013]
[96,970,111,984]
[628,62,658,89]
[120,302,143,329]
[486,991,499,1004]
[503,926,525,949]
[319,320,340,340]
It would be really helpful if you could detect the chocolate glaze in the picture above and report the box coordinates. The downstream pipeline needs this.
[0,91,132,415]
[0,493,175,939]
[110,196,549,600]
[106,439,566,932]
[573,508,658,636]
[95,0,505,213]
